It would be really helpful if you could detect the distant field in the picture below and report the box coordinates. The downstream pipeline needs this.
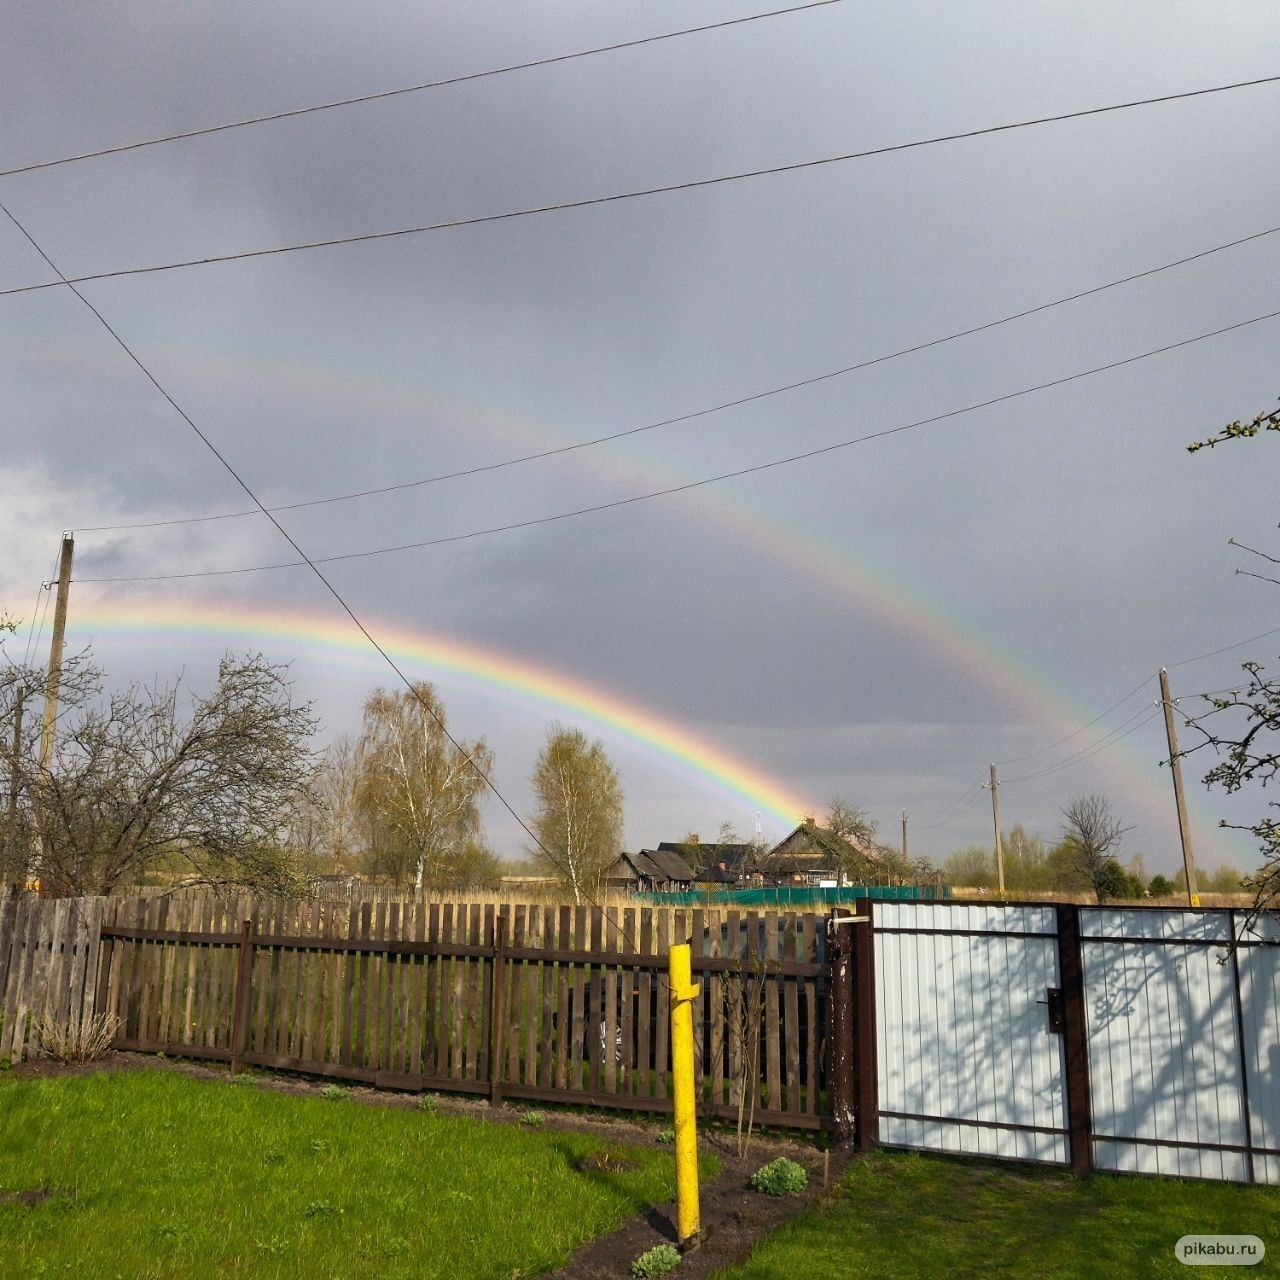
[0,1068,704,1280]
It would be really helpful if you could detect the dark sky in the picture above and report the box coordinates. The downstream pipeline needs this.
[3,1,1277,871]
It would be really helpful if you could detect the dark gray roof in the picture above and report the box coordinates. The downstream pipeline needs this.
[638,847,696,882]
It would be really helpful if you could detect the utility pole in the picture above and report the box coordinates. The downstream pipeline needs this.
[901,808,908,862]
[988,764,1005,894]
[37,534,74,773]
[1158,668,1201,909]
[6,686,21,888]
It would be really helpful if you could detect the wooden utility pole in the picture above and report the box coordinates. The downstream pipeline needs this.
[988,764,1005,894]
[1158,668,1201,909]
[6,686,21,886]
[37,534,74,773]
[901,808,908,862]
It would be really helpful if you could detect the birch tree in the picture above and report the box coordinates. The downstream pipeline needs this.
[353,683,493,890]
[529,723,623,903]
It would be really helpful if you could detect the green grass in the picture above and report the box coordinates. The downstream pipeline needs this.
[0,1068,716,1280]
[717,1150,1280,1279]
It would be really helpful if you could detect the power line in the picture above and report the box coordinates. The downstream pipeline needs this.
[75,220,1280,535]
[1003,703,1162,785]
[996,673,1155,765]
[1168,622,1280,668]
[0,2,847,181]
[0,199,641,947]
[5,73,1279,301]
[919,781,987,829]
[72,306,1280,584]
[998,622,1280,770]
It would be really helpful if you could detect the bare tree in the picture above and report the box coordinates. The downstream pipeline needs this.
[20,654,317,896]
[1184,398,1280,926]
[353,683,493,891]
[528,723,623,904]
[1059,795,1132,902]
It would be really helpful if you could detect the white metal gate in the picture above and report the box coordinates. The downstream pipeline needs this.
[874,901,1070,1164]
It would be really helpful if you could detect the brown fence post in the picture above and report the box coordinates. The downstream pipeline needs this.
[230,918,255,1075]
[489,914,508,1105]
[827,914,855,1143]
[1056,904,1092,1176]
[852,898,878,1152]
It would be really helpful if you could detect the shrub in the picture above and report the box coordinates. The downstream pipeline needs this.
[417,1094,439,1112]
[655,1128,675,1144]
[319,1084,347,1101]
[35,1012,118,1063]
[519,1109,546,1127]
[750,1157,808,1196]
[631,1244,681,1278]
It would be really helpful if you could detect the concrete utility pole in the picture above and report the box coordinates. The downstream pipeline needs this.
[1158,668,1201,909]
[988,764,1005,894]
[901,808,908,862]
[37,534,74,774]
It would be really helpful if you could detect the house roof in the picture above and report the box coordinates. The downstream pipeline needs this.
[639,847,697,882]
[656,841,753,869]
[609,848,696,884]
[770,820,881,865]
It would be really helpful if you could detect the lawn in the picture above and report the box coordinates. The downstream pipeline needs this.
[0,1068,708,1280]
[716,1149,1280,1279]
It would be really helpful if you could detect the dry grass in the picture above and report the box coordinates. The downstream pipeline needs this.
[34,1010,119,1063]
[949,887,1255,907]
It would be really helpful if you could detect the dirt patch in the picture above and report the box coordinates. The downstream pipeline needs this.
[0,1187,65,1208]
[542,1140,851,1280]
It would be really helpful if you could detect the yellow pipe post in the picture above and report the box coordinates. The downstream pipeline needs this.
[669,942,701,1246]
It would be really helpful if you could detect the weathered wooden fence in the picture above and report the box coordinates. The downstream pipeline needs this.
[91,895,831,1130]
[0,894,107,1063]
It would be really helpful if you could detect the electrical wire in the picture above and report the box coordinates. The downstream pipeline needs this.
[71,305,1280,584]
[1002,703,1162,785]
[996,673,1155,765]
[20,563,54,667]
[0,2,848,181]
[0,199,643,947]
[1168,622,1280,667]
[73,220,1280,535]
[919,781,987,829]
[4,73,1279,300]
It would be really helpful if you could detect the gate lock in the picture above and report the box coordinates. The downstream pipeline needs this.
[1038,987,1065,1034]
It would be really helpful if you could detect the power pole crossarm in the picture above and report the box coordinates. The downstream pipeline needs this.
[1158,668,1201,909]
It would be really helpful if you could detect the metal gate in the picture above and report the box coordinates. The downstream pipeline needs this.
[873,901,1073,1164]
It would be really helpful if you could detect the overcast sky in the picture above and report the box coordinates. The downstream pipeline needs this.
[2,1,1277,873]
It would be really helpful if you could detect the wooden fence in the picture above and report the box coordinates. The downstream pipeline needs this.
[0,894,107,1063]
[85,894,831,1130]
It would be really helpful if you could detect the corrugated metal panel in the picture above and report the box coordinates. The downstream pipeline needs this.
[1081,908,1248,1182]
[1238,913,1280,1186]
[875,902,1068,1164]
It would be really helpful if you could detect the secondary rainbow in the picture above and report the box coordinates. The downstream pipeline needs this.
[68,595,813,829]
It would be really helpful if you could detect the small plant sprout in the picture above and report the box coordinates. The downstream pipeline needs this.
[631,1243,681,1278]
[319,1084,347,1101]
[655,1128,675,1144]
[519,1108,546,1127]
[417,1094,438,1113]
[750,1156,808,1196]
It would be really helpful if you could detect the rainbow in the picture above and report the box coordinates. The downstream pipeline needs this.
[67,596,814,829]
[18,328,1251,861]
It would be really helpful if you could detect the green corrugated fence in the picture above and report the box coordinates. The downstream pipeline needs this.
[637,884,951,907]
